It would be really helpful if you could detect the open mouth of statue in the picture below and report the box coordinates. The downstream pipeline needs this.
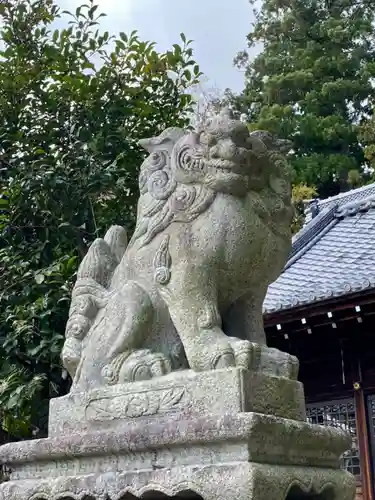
[207,158,246,175]
[188,156,206,171]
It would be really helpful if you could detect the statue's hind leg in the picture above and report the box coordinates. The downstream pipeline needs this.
[106,281,154,359]
[103,281,172,384]
[72,281,170,390]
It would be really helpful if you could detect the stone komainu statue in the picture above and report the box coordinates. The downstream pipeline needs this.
[62,108,296,392]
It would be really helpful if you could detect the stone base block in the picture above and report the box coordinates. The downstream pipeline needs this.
[49,368,306,436]
[0,412,355,500]
[0,462,355,500]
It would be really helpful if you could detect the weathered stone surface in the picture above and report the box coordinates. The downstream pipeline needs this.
[0,464,356,500]
[48,368,306,436]
[61,109,296,392]
[0,412,355,499]
[0,114,356,500]
[2,412,351,473]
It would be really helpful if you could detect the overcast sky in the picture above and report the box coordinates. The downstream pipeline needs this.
[58,0,255,93]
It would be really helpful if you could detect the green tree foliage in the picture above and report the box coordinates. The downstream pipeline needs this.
[0,0,201,438]
[291,183,318,234]
[232,0,375,198]
[359,115,375,179]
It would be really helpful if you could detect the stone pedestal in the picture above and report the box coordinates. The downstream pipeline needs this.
[0,368,355,500]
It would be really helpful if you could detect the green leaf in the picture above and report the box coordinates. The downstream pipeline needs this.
[88,5,99,19]
[172,44,182,56]
[116,40,125,51]
[66,256,77,271]
[35,274,45,284]
[119,32,128,42]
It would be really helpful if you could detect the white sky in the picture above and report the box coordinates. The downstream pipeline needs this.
[58,0,256,92]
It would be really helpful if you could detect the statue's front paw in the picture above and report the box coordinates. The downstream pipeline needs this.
[227,339,299,379]
[185,330,236,372]
[102,349,172,385]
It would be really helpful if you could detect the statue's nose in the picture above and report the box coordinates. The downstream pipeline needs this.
[209,138,250,165]
[209,139,237,160]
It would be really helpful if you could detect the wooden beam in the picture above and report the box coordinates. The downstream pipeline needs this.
[354,384,374,500]
[264,290,375,327]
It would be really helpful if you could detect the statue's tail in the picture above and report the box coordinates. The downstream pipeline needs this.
[103,225,128,265]
[62,225,128,379]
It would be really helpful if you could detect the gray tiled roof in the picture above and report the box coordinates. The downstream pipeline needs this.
[304,183,375,224]
[263,185,375,314]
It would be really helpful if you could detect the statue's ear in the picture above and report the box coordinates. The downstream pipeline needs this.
[138,127,186,155]
[138,137,175,154]
[274,137,293,154]
[250,130,293,154]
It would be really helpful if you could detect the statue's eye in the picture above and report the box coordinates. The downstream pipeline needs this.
[231,127,251,148]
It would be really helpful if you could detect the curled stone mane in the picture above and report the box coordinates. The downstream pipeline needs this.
[129,128,217,248]
[129,115,293,249]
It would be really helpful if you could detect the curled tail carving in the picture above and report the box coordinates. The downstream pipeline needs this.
[62,225,128,378]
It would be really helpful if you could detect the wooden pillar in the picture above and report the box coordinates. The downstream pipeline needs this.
[354,382,374,500]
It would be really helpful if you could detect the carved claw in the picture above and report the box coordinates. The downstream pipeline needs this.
[211,350,235,369]
[228,338,261,371]
[225,338,299,380]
